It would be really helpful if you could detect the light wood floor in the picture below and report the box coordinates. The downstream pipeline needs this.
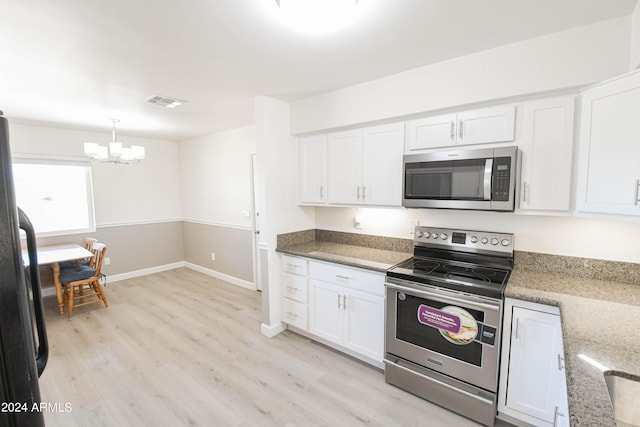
[39,268,500,427]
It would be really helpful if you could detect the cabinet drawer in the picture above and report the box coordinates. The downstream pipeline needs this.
[282,298,308,330]
[281,255,308,276]
[282,272,308,303]
[309,261,384,296]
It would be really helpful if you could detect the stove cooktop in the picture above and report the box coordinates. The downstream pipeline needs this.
[386,226,514,299]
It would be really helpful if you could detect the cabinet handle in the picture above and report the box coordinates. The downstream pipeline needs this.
[337,293,342,309]
[635,180,640,206]
[515,318,521,340]
[362,185,366,200]
[553,406,565,427]
[286,286,298,292]
[557,354,565,371]
[450,121,455,141]
[286,311,298,318]
[357,185,361,200]
[523,182,529,203]
[459,119,464,139]
[286,263,298,269]
[320,185,324,199]
[335,274,350,281]
[343,295,348,310]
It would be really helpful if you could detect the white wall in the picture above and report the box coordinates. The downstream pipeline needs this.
[290,17,631,134]
[631,2,640,69]
[255,96,315,335]
[314,207,640,263]
[8,122,182,226]
[179,125,256,228]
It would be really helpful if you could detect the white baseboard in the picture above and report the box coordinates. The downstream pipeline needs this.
[106,262,187,283]
[261,322,286,338]
[184,262,256,291]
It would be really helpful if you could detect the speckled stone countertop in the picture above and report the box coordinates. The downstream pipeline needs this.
[276,229,413,272]
[507,269,640,427]
[277,240,412,272]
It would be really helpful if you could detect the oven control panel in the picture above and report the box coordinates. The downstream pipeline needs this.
[414,226,514,255]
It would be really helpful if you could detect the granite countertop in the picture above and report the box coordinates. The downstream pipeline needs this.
[507,269,640,427]
[276,240,412,272]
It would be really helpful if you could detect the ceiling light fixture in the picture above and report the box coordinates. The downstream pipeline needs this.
[83,119,145,164]
[274,0,360,35]
[145,94,186,109]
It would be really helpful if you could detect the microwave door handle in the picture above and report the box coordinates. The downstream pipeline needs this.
[483,159,493,200]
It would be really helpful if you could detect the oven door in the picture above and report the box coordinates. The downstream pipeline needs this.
[385,278,502,392]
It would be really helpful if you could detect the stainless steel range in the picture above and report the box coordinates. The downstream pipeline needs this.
[384,226,514,427]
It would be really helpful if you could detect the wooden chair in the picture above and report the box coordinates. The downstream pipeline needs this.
[60,242,109,318]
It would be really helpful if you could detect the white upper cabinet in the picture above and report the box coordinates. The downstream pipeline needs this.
[328,129,363,204]
[299,134,327,204]
[576,70,640,215]
[406,104,516,152]
[328,123,404,206]
[518,95,575,212]
[361,123,405,206]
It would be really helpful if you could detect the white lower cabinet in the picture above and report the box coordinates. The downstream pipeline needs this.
[281,255,309,331]
[498,298,569,427]
[309,260,385,364]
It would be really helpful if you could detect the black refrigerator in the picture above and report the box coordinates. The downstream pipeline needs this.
[0,111,48,426]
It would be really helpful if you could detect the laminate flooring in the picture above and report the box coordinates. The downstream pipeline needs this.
[39,268,505,427]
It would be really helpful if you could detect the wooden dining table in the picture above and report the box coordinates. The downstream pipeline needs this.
[23,243,94,315]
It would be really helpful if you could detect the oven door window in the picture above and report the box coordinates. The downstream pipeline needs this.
[405,158,487,200]
[396,293,484,366]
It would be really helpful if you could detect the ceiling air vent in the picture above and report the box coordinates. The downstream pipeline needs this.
[145,94,186,109]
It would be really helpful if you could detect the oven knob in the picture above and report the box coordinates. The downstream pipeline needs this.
[481,237,488,244]
[415,231,423,238]
[431,232,439,239]
[440,233,448,240]
[491,238,499,245]
[501,239,511,247]
[470,236,478,243]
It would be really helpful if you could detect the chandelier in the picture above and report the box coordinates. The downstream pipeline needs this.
[83,119,145,164]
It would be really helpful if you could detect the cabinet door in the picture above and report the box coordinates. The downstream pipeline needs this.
[457,105,516,146]
[327,129,363,204]
[344,289,384,362]
[361,123,404,206]
[309,280,343,345]
[507,307,564,424]
[299,134,327,204]
[519,96,575,211]
[577,71,640,215]
[405,113,456,151]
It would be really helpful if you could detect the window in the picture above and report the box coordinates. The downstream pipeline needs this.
[12,157,95,236]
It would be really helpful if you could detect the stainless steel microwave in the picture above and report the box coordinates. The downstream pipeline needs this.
[402,146,517,211]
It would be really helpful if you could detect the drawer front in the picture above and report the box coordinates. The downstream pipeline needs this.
[282,298,308,330]
[282,272,308,303]
[309,261,384,296]
[282,255,308,276]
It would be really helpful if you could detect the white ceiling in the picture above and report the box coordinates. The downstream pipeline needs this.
[0,0,637,141]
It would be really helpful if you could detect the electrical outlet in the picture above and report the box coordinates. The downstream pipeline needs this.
[211,252,216,261]
[103,257,110,266]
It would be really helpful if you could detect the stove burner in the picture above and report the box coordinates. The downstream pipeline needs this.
[413,260,439,273]
[444,272,491,285]
[471,267,497,277]
[443,264,470,273]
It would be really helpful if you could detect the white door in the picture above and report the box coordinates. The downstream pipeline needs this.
[299,134,327,204]
[405,113,456,151]
[507,307,564,424]
[457,105,516,146]
[577,71,640,215]
[343,289,384,362]
[361,123,404,206]
[309,280,343,345]
[328,129,363,204]
[519,96,575,211]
